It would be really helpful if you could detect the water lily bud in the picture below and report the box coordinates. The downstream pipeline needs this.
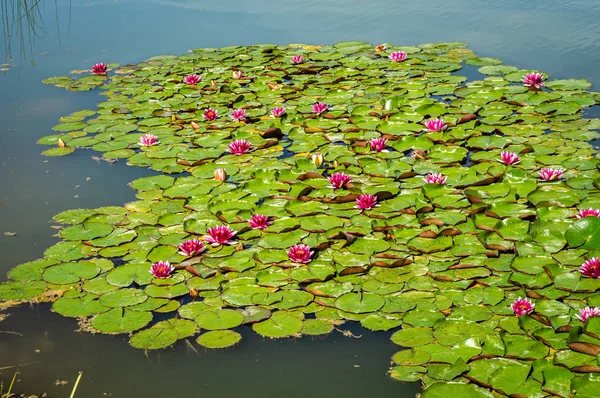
[189,288,199,300]
[411,149,427,160]
[57,138,66,148]
[214,168,227,181]
[191,121,200,130]
[312,153,324,168]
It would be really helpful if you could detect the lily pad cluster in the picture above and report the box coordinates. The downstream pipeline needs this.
[3,41,600,397]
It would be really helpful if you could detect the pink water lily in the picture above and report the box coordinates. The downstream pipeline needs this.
[577,208,600,219]
[139,134,159,147]
[203,108,218,121]
[149,261,175,279]
[91,63,108,75]
[271,107,286,117]
[499,151,521,165]
[312,103,329,115]
[328,172,352,190]
[388,51,407,62]
[228,139,251,155]
[178,239,206,257]
[291,55,305,65]
[423,173,447,185]
[356,194,378,210]
[424,118,447,132]
[287,244,314,264]
[580,257,600,279]
[248,214,272,230]
[522,73,544,89]
[204,225,237,246]
[538,168,563,181]
[232,70,243,79]
[184,74,200,85]
[214,168,227,181]
[231,108,246,121]
[369,137,388,152]
[511,297,535,316]
[577,307,600,322]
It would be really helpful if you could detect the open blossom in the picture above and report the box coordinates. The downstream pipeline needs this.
[356,194,378,210]
[523,73,544,89]
[204,225,237,246]
[312,153,324,168]
[423,173,447,184]
[369,137,387,152]
[580,257,600,279]
[248,214,272,230]
[291,55,305,64]
[149,261,175,279]
[287,244,314,264]
[312,103,329,114]
[538,168,563,181]
[214,168,227,181]
[178,239,206,257]
[577,307,600,322]
[328,172,352,189]
[232,70,243,79]
[511,297,535,316]
[231,108,246,121]
[203,108,218,121]
[424,118,447,132]
[228,139,251,155]
[499,151,521,165]
[91,63,108,75]
[389,51,407,62]
[184,74,200,85]
[139,134,159,147]
[577,208,600,219]
[271,107,286,117]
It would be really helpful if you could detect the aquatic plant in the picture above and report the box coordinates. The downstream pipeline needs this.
[580,257,600,278]
[248,214,272,230]
[577,208,600,219]
[498,151,520,165]
[91,63,108,75]
[369,137,387,152]
[538,167,563,181]
[4,41,599,396]
[577,307,600,322]
[355,194,378,210]
[312,102,328,114]
[178,239,205,257]
[232,70,243,79]
[291,55,305,64]
[522,72,545,89]
[205,225,237,246]
[203,108,218,121]
[424,118,447,132]
[271,107,286,118]
[149,261,175,279]
[423,173,447,184]
[231,108,246,121]
[138,134,158,147]
[388,51,406,62]
[328,172,352,189]
[287,244,313,263]
[228,139,251,155]
[184,74,200,85]
[511,297,535,316]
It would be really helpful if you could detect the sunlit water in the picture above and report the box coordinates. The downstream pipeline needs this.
[1,0,599,396]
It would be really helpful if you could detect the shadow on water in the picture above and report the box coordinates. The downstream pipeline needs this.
[1,0,71,65]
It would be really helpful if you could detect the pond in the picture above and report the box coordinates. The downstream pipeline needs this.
[1,0,600,397]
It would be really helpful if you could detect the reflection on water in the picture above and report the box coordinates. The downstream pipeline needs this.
[1,0,71,64]
[1,0,599,396]
[0,305,421,397]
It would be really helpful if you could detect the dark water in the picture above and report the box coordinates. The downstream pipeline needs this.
[1,0,599,396]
